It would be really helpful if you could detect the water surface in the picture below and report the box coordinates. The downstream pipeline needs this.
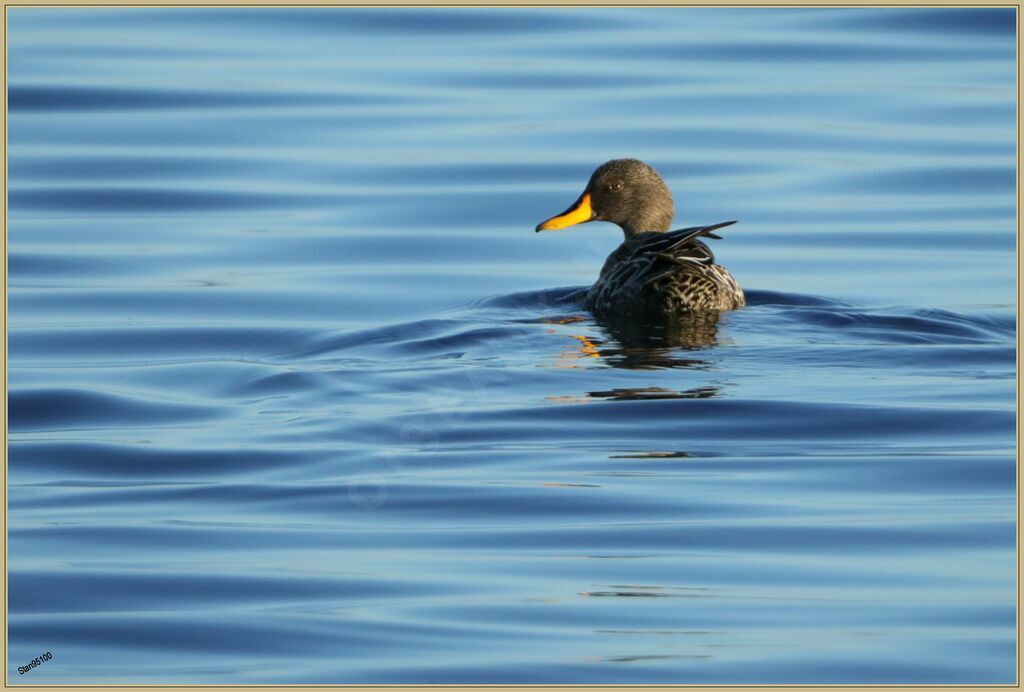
[6,7,1017,684]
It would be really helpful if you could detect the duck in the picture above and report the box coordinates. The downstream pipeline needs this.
[535,159,744,319]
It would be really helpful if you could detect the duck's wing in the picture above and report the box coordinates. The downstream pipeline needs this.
[627,220,738,265]
[587,220,743,314]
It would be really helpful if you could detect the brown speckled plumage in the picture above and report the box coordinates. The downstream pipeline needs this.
[536,159,744,320]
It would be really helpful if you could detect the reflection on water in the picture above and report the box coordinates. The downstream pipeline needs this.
[587,386,720,401]
[608,451,701,459]
[549,386,720,404]
[595,310,723,368]
[547,310,723,370]
[7,6,1017,686]
[601,310,724,350]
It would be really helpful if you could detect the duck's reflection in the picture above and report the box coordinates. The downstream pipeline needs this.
[600,310,723,351]
[547,310,724,371]
[547,385,719,404]
[608,451,701,459]
[587,386,719,401]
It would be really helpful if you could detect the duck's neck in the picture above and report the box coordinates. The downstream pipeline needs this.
[620,208,673,239]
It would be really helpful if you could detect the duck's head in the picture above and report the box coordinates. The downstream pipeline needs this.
[535,159,675,238]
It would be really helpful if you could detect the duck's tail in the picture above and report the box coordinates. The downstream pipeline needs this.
[627,220,738,264]
[663,220,738,250]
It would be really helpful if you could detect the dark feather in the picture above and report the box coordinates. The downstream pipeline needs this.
[650,251,711,267]
[660,220,737,253]
[585,220,744,316]
[627,220,737,262]
[642,269,675,287]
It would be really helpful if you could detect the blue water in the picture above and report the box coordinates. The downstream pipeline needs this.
[6,7,1017,684]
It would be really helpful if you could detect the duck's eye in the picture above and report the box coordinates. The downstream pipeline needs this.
[608,181,624,192]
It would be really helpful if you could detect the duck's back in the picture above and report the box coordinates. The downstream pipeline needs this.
[585,222,745,318]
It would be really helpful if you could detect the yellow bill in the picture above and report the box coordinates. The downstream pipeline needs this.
[535,193,594,232]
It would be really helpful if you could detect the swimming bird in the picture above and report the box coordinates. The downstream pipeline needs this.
[535,159,744,319]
